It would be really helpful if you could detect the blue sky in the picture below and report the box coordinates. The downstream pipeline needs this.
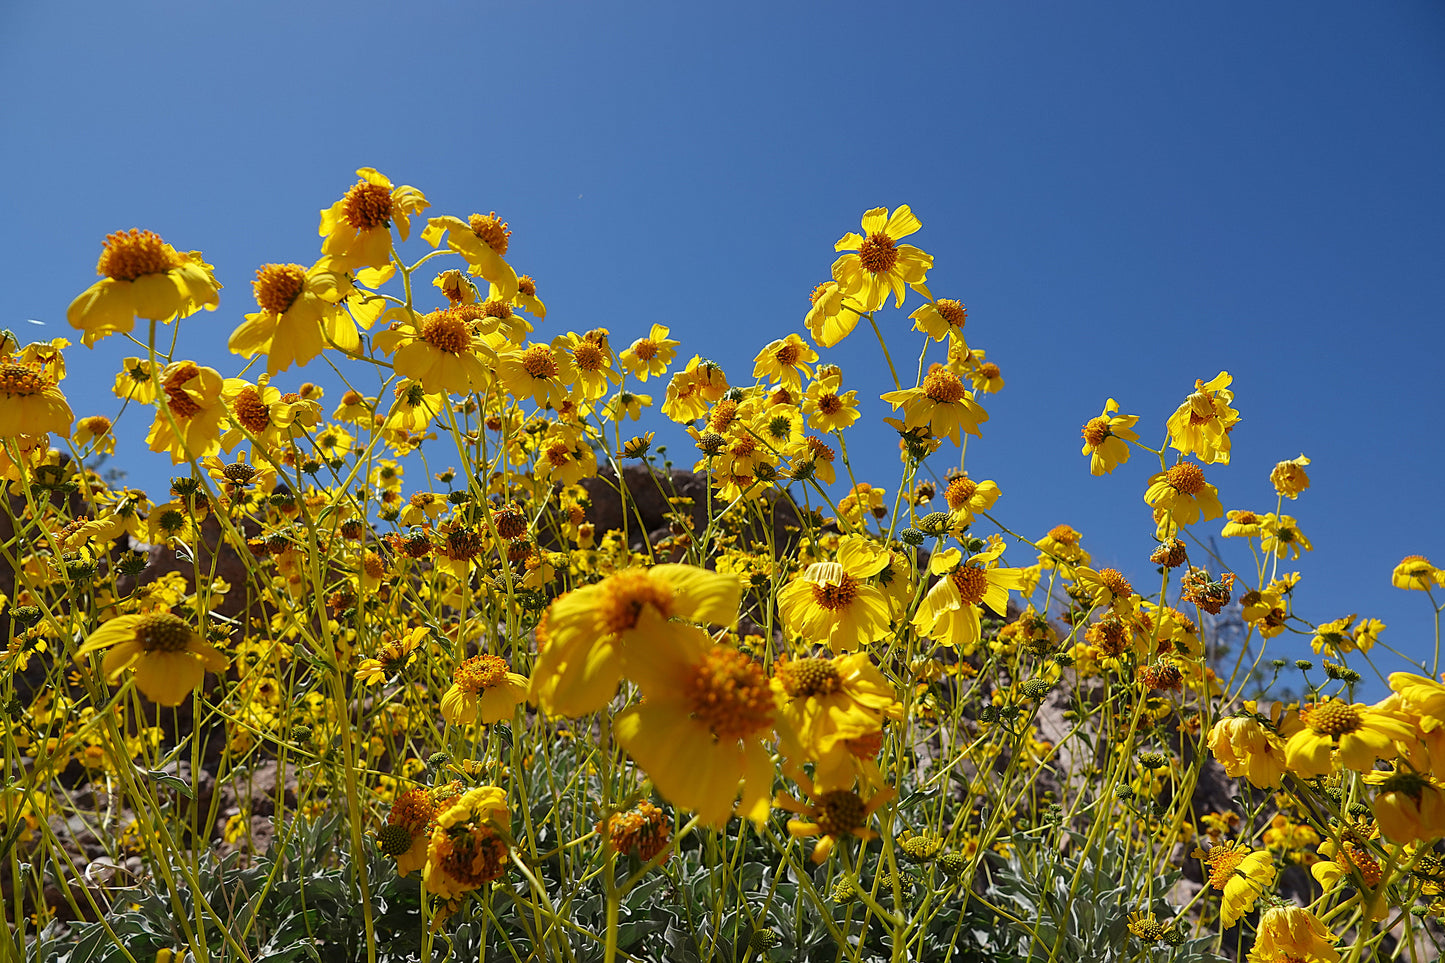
[2,1,1442,696]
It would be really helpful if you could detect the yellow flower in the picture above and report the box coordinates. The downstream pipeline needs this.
[804,281,862,347]
[1197,843,1274,927]
[497,341,574,410]
[423,786,510,901]
[614,627,776,828]
[775,772,894,864]
[1221,509,1266,539]
[619,324,678,381]
[78,612,227,707]
[1247,905,1339,963]
[319,168,428,280]
[1071,566,1137,614]
[1284,699,1414,778]
[557,329,620,402]
[831,206,933,312]
[777,537,893,653]
[802,366,861,433]
[752,334,816,393]
[67,229,220,347]
[1080,398,1139,475]
[1165,372,1239,465]
[1310,615,1382,657]
[601,801,672,864]
[114,357,158,404]
[72,414,114,455]
[960,347,1004,394]
[1036,524,1089,569]
[147,362,227,463]
[1208,715,1286,789]
[1144,461,1224,537]
[421,212,519,301]
[0,359,72,440]
[354,627,427,687]
[378,786,438,877]
[662,357,729,423]
[1259,513,1311,560]
[529,565,741,717]
[1392,555,1442,591]
[1270,454,1311,499]
[912,544,1026,652]
[373,307,498,395]
[940,473,1001,531]
[228,259,380,374]
[440,655,529,726]
[910,297,968,343]
[771,653,902,773]
[1364,768,1445,844]
[879,364,988,445]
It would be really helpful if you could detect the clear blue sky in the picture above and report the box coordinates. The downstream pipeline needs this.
[3,1,1442,696]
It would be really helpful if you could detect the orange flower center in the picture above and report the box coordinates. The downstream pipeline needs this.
[631,338,658,361]
[1047,524,1080,544]
[543,441,572,466]
[809,282,831,304]
[494,508,528,540]
[134,612,193,653]
[341,181,393,230]
[806,437,835,461]
[363,552,387,579]
[978,362,1001,379]
[685,647,774,741]
[936,299,967,328]
[252,263,307,314]
[858,232,899,275]
[232,386,272,434]
[815,789,867,837]
[387,787,437,834]
[482,300,513,319]
[96,229,186,281]
[80,415,113,435]
[469,212,511,255]
[1097,568,1133,599]
[163,364,203,419]
[811,572,859,610]
[817,394,842,415]
[1304,700,1363,737]
[951,566,989,604]
[1204,847,1247,889]
[573,341,605,372]
[0,362,46,397]
[520,344,558,379]
[923,369,967,404]
[435,825,508,888]
[420,311,470,354]
[604,801,670,861]
[1081,417,1111,447]
[598,570,674,634]
[775,343,802,367]
[708,400,739,432]
[444,528,483,561]
[454,654,511,693]
[944,476,978,510]
[518,275,537,297]
[777,658,843,698]
[1166,462,1206,495]
[1233,511,1260,524]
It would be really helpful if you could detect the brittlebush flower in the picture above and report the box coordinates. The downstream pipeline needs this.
[378,787,438,876]
[373,307,498,395]
[1080,399,1139,475]
[423,786,510,903]
[147,362,227,463]
[440,655,528,726]
[422,212,519,301]
[67,229,220,347]
[910,297,968,343]
[1145,461,1223,537]
[1197,843,1275,927]
[771,653,902,778]
[1284,699,1414,778]
[775,771,894,864]
[1221,509,1266,539]
[804,281,862,347]
[615,626,776,828]
[1247,905,1339,963]
[0,359,72,440]
[229,259,381,374]
[78,612,228,707]
[1166,372,1239,465]
[319,168,428,280]
[529,565,741,717]
[619,324,678,381]
[831,206,933,312]
[1364,768,1445,844]
[912,543,1026,652]
[1259,513,1311,560]
[1270,454,1311,499]
[777,537,893,653]
[802,367,860,433]
[1208,715,1287,789]
[1392,555,1442,591]
[752,334,816,393]
[72,415,114,455]
[880,364,988,445]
